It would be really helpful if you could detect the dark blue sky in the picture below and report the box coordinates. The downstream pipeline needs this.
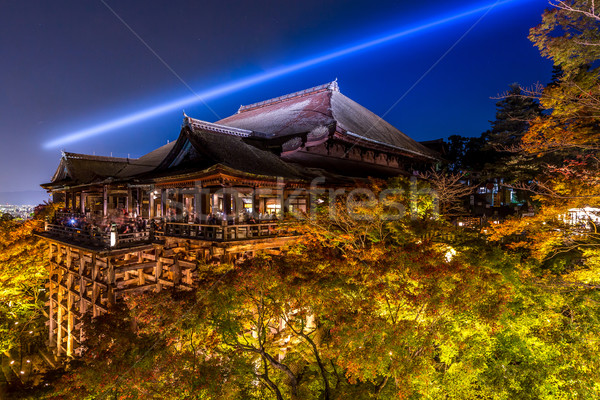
[0,0,551,202]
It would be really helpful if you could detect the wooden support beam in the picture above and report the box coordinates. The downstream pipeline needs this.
[67,290,74,357]
[55,266,64,356]
[116,284,158,294]
[155,250,163,292]
[107,258,115,285]
[48,251,56,347]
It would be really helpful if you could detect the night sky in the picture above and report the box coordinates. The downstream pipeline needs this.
[0,0,551,204]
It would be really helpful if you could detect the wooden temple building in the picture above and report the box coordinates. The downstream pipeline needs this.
[38,81,439,357]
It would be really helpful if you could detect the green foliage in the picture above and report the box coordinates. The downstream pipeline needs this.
[485,84,543,182]
[0,207,50,355]
[38,182,599,399]
[14,4,600,396]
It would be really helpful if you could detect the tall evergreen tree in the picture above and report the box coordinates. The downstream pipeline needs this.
[445,85,542,180]
[484,84,543,181]
[489,84,542,150]
[445,134,489,174]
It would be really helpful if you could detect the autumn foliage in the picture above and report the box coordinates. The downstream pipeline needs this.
[6,1,600,398]
[37,182,600,399]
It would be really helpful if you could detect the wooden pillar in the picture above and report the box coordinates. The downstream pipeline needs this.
[107,258,116,309]
[80,192,86,214]
[253,188,260,216]
[78,252,86,318]
[66,247,72,271]
[200,190,211,222]
[79,276,86,315]
[126,188,132,215]
[107,287,116,309]
[48,260,56,347]
[223,191,232,220]
[67,276,74,357]
[103,185,108,218]
[161,189,167,218]
[138,268,146,285]
[278,178,285,218]
[149,189,155,219]
[282,189,289,217]
[174,189,183,220]
[136,188,141,217]
[92,284,99,318]
[155,249,163,292]
[55,266,64,356]
[56,244,63,265]
[79,253,85,275]
[91,254,99,317]
[194,183,202,222]
[107,258,115,286]
[91,254,98,281]
[171,257,181,286]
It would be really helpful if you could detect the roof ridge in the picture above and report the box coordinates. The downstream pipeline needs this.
[62,152,137,163]
[237,80,339,114]
[182,116,253,137]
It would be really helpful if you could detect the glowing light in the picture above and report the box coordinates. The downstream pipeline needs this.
[445,247,457,262]
[45,0,523,148]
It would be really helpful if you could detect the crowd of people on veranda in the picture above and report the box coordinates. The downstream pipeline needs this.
[51,208,149,235]
[52,207,281,235]
[165,209,281,225]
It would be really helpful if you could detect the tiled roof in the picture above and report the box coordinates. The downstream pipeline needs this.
[217,81,437,159]
[157,121,307,180]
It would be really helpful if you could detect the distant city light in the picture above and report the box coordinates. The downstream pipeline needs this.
[44,0,523,148]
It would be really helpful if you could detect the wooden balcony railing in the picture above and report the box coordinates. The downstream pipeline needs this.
[165,222,278,241]
[55,211,87,221]
[44,219,283,247]
[44,223,152,249]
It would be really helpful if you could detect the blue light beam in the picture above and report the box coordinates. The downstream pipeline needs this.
[44,0,521,148]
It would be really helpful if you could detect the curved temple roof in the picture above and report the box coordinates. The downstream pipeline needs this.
[217,81,437,159]
[43,81,439,190]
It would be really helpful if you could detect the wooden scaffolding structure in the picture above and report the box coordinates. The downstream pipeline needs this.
[44,235,295,357]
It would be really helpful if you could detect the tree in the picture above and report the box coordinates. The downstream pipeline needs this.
[445,134,490,173]
[417,169,474,217]
[486,4,600,396]
[485,84,544,182]
[489,84,542,151]
[0,203,54,396]
[36,179,600,399]
[492,0,600,257]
